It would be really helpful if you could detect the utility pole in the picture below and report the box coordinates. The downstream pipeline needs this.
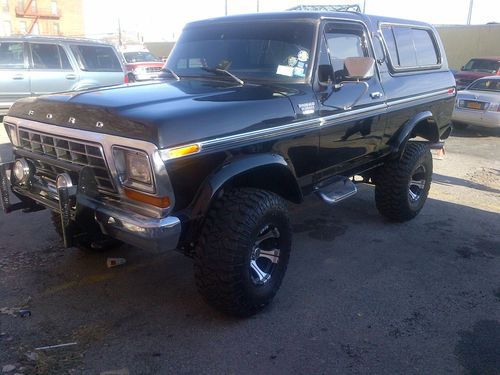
[225,0,228,16]
[257,0,260,12]
[363,0,366,13]
[118,18,122,47]
[467,0,473,25]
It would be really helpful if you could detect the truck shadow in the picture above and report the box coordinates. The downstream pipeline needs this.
[451,127,500,138]
[1,186,499,373]
[433,172,500,195]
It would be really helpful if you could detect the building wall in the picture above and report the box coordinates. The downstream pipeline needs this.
[0,0,84,37]
[436,24,500,70]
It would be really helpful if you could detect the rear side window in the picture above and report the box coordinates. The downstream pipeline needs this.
[31,43,72,70]
[0,42,25,69]
[70,45,122,72]
[381,25,440,71]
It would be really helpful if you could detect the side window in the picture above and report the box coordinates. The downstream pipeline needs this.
[381,27,398,65]
[58,46,72,69]
[71,45,122,72]
[392,27,417,67]
[324,22,369,79]
[31,43,72,70]
[381,25,440,71]
[0,42,25,69]
[412,29,438,65]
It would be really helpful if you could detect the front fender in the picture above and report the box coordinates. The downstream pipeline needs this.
[179,153,302,243]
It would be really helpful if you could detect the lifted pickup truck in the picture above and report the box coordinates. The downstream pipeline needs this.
[1,12,455,316]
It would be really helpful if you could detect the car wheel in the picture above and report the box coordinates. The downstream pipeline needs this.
[51,211,121,252]
[194,188,292,317]
[375,142,433,222]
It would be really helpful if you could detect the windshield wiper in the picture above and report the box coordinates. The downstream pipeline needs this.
[201,66,244,85]
[161,67,181,81]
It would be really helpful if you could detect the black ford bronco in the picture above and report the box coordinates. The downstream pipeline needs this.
[1,12,455,316]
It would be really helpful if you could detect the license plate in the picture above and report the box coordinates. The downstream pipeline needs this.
[466,102,482,110]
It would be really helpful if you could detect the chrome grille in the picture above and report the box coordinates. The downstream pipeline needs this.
[18,128,115,192]
[146,67,162,73]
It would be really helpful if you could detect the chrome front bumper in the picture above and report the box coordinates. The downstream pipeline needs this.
[0,161,182,252]
[87,195,181,252]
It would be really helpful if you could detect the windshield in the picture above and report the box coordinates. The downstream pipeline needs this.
[468,78,500,92]
[166,21,316,82]
[462,59,500,74]
[123,51,159,63]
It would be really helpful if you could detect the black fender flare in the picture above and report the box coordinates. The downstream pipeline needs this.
[179,153,302,243]
[389,111,440,157]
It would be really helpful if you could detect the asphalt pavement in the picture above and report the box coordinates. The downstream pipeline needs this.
[0,126,499,374]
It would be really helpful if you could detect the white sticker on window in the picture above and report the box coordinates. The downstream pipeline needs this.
[276,65,294,77]
[293,67,305,77]
[287,55,298,67]
[297,50,309,62]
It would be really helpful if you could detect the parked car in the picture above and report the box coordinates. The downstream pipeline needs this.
[0,12,455,316]
[0,36,127,116]
[120,49,164,82]
[454,57,500,90]
[452,76,500,129]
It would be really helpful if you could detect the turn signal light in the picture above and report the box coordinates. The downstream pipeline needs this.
[124,188,171,208]
[166,144,201,159]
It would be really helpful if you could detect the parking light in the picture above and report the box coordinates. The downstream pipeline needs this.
[162,144,201,160]
[124,188,171,208]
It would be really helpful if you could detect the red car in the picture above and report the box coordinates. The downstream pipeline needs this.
[121,50,165,82]
[454,57,500,90]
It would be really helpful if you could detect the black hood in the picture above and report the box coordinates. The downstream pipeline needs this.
[7,80,298,148]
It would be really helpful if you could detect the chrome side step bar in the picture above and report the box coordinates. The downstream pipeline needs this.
[314,176,357,205]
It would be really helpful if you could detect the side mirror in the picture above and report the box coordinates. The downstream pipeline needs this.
[461,66,465,70]
[344,57,375,80]
[318,64,334,86]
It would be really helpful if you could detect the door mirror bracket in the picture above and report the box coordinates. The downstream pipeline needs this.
[318,57,375,109]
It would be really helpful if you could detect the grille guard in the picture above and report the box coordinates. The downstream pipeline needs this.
[0,161,181,251]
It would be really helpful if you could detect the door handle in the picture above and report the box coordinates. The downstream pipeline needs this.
[65,74,77,80]
[12,74,24,80]
[370,92,383,99]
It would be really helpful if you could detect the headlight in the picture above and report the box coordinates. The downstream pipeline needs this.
[113,147,154,193]
[4,123,19,146]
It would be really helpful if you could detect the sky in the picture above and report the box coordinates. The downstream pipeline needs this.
[83,0,500,41]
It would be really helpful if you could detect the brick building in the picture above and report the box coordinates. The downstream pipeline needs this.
[0,0,84,37]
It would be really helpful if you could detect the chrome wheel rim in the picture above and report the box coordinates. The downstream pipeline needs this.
[408,165,427,202]
[250,224,281,286]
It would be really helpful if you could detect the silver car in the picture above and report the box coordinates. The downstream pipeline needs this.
[0,36,126,116]
[452,76,500,129]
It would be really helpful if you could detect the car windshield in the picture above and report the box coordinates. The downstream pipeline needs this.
[166,21,316,82]
[123,51,159,63]
[462,59,500,74]
[468,78,500,92]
